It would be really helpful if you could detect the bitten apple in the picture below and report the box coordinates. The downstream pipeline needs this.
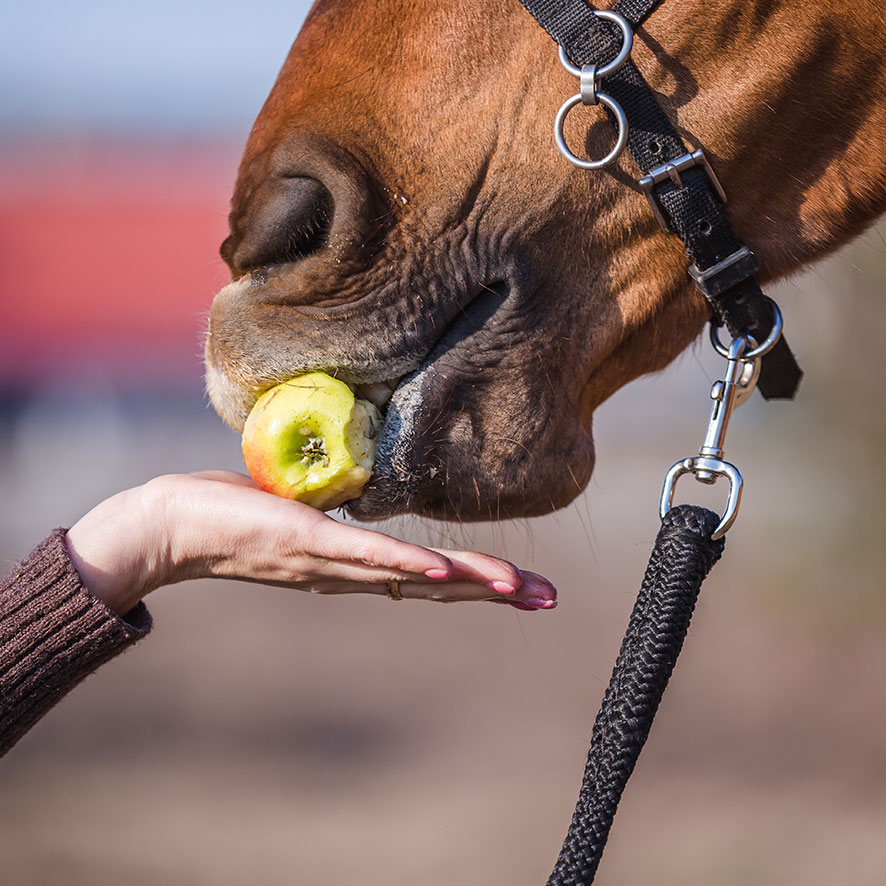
[241,372,381,510]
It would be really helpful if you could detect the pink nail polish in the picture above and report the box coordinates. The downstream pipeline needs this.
[489,581,517,595]
[527,597,556,609]
[425,568,450,580]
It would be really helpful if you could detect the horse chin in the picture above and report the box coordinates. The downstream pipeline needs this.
[346,353,595,522]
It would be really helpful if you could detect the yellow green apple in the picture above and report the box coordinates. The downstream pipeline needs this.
[241,372,381,510]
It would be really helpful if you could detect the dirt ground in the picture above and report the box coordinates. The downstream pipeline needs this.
[1,239,885,885]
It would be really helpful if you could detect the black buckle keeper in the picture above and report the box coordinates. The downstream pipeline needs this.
[688,246,759,299]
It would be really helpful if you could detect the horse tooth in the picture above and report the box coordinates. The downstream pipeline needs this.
[354,379,403,411]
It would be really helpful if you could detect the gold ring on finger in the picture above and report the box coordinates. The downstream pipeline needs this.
[385,580,404,601]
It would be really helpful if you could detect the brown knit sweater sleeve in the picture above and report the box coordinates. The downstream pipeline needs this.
[0,529,152,756]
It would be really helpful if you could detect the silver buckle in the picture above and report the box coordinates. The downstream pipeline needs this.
[638,149,726,231]
[688,245,758,299]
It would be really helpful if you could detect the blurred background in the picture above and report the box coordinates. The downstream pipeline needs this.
[1,3,884,884]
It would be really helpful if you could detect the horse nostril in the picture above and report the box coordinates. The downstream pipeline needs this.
[224,175,333,273]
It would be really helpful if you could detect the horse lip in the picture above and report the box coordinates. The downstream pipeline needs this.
[347,365,427,517]
[347,279,512,518]
[345,334,453,517]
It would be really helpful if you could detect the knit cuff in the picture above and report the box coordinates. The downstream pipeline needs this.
[0,529,152,757]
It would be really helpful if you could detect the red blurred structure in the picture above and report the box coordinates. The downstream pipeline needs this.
[0,141,238,391]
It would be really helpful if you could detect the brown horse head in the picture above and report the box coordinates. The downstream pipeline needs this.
[205,0,886,521]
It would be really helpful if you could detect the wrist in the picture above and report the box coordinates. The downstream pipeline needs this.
[65,480,173,615]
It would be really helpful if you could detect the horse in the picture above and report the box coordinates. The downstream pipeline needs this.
[204,0,886,522]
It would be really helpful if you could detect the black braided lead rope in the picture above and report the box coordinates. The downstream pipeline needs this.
[547,504,725,885]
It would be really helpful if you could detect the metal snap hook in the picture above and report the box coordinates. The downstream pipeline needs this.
[660,457,743,541]
[658,325,771,539]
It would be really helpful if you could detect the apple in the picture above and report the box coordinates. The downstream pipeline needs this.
[241,372,381,510]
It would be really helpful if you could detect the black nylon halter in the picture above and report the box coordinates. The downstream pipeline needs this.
[518,0,802,400]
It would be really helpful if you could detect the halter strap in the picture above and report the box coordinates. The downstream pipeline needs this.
[517,0,803,400]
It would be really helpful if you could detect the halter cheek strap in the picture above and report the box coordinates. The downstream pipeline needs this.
[518,0,803,400]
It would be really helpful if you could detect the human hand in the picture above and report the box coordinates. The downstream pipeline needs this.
[65,471,557,617]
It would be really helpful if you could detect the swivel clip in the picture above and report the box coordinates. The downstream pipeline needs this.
[660,301,783,539]
[554,10,632,170]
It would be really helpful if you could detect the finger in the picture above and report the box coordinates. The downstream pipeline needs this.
[257,555,539,603]
[429,548,525,595]
[299,515,454,579]
[288,579,556,608]
[402,580,503,603]
[284,557,414,585]
[510,570,557,609]
[310,546,556,607]
[307,566,558,608]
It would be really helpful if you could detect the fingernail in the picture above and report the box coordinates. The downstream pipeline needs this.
[527,597,557,609]
[425,568,450,580]
[489,581,517,595]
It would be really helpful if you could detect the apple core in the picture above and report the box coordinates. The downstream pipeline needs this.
[241,372,381,510]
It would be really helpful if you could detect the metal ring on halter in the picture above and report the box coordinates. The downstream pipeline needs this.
[709,297,784,360]
[556,11,633,79]
[554,11,632,170]
[554,93,629,170]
